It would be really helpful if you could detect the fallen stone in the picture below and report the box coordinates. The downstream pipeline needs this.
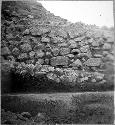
[50,56,69,66]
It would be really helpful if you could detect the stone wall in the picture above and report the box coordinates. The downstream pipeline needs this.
[1,1,114,92]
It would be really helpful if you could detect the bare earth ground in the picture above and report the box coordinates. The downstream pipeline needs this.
[1,91,114,124]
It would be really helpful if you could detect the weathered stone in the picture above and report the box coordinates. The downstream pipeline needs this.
[69,40,78,48]
[31,27,50,36]
[6,33,14,39]
[1,47,11,55]
[106,54,114,61]
[52,37,64,43]
[40,65,49,72]
[66,54,74,58]
[80,77,88,82]
[92,41,99,47]
[91,79,96,83]
[7,56,15,62]
[79,41,87,47]
[60,48,70,55]
[103,43,111,50]
[23,29,30,35]
[41,37,50,43]
[21,112,31,119]
[33,43,45,51]
[93,54,103,58]
[33,113,46,123]
[58,42,68,47]
[47,66,55,72]
[61,69,79,85]
[34,63,42,72]
[80,45,89,53]
[46,52,52,57]
[74,36,85,42]
[84,58,102,67]
[94,72,104,81]
[71,49,80,54]
[70,59,82,67]
[36,59,44,65]
[49,29,67,38]
[26,60,35,64]
[44,58,50,65]
[87,38,94,43]
[29,51,35,58]
[47,73,57,81]
[35,50,44,58]
[20,43,32,52]
[18,53,28,60]
[68,29,79,38]
[50,56,69,66]
[12,47,20,56]
[52,48,60,56]
[9,40,20,46]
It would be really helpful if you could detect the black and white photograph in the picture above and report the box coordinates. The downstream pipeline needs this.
[1,0,114,124]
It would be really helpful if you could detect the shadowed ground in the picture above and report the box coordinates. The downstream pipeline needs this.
[1,91,114,124]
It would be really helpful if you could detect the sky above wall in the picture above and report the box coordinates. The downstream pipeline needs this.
[38,1,114,28]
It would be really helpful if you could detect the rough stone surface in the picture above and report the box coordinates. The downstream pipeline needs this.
[50,56,69,66]
[1,0,114,92]
[1,47,11,55]
[60,48,70,55]
[84,58,102,67]
[20,43,32,52]
[35,50,44,58]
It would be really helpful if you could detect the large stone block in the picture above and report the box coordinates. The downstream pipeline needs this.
[50,56,69,66]
[84,58,102,67]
